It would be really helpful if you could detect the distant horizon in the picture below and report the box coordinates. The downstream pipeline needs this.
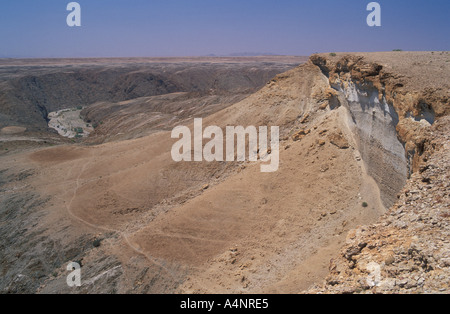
[0,52,298,59]
[1,0,449,58]
[1,50,448,61]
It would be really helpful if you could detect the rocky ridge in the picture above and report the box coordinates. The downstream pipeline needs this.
[307,53,449,294]
[308,116,449,294]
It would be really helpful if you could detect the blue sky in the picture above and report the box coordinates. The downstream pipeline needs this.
[0,0,449,58]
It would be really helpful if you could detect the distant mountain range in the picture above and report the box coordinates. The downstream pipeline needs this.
[206,52,280,57]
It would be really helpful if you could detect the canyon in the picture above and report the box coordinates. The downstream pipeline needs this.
[0,52,448,294]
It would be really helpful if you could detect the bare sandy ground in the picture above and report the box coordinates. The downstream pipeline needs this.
[0,126,27,135]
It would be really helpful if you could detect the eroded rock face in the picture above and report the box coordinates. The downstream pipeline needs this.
[311,54,444,171]
[310,54,447,208]
[307,53,449,294]
[307,116,450,294]
[333,80,407,208]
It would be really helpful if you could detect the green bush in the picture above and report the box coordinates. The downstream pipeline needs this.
[93,239,102,248]
[329,52,337,57]
[362,202,369,208]
[393,49,403,52]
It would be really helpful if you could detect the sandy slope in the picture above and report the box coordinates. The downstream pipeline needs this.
[9,61,384,294]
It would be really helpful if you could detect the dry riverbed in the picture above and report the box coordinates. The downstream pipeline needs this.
[48,108,94,138]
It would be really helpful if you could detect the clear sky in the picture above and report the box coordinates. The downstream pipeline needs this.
[0,0,449,58]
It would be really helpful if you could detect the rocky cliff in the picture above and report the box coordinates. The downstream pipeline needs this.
[307,52,449,294]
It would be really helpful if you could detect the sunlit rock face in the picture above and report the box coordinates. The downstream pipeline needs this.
[333,80,408,208]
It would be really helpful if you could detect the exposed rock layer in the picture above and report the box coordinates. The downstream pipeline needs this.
[307,52,449,294]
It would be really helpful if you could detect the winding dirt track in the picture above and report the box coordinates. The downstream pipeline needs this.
[56,148,185,282]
